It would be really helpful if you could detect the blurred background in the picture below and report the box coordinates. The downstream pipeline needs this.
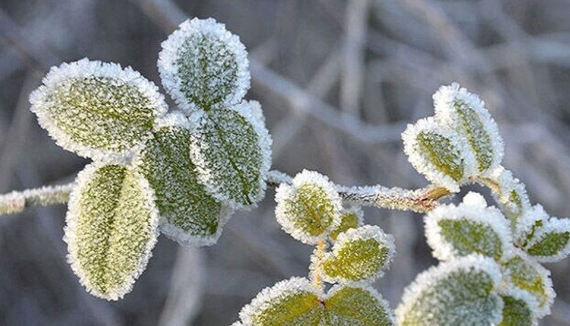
[1,0,570,325]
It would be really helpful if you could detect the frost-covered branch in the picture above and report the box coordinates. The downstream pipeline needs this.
[0,170,451,217]
[0,183,74,215]
[266,170,450,213]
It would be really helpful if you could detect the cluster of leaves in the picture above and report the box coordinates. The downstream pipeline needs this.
[233,171,396,326]
[398,84,570,325]
[29,18,272,300]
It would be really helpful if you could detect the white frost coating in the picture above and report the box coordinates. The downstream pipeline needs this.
[525,217,570,263]
[491,166,531,214]
[396,255,503,325]
[30,58,167,163]
[325,283,396,325]
[63,162,160,300]
[514,205,549,247]
[188,101,272,209]
[499,286,539,326]
[238,277,320,326]
[433,82,504,174]
[275,170,343,245]
[503,251,555,318]
[320,225,396,284]
[402,117,475,192]
[154,110,191,131]
[425,192,513,262]
[158,18,250,112]
[160,204,234,247]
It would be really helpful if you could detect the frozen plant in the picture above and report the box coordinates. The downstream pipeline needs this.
[0,16,569,326]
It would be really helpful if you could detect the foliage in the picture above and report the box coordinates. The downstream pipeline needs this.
[29,18,271,300]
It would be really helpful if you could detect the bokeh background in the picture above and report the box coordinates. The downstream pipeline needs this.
[1,0,570,325]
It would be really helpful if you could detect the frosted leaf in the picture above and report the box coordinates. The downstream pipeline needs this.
[514,205,549,248]
[425,192,513,261]
[396,255,503,326]
[433,83,504,174]
[158,18,250,112]
[503,253,555,317]
[321,225,395,284]
[499,287,539,326]
[491,167,531,222]
[189,101,272,208]
[402,117,473,192]
[238,278,394,326]
[239,277,323,326]
[63,163,159,300]
[329,206,364,241]
[322,284,395,325]
[133,112,232,246]
[30,58,167,162]
[524,217,570,263]
[275,170,342,245]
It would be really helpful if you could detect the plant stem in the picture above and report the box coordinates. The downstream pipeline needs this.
[0,170,452,216]
[0,184,75,215]
[311,240,327,290]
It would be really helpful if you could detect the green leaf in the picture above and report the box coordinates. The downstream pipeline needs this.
[189,102,271,208]
[396,255,503,326]
[30,59,167,161]
[238,278,394,326]
[158,18,250,112]
[64,163,159,300]
[425,192,512,261]
[524,217,570,263]
[323,285,394,325]
[240,278,323,326]
[499,288,538,326]
[329,207,363,241]
[275,170,342,244]
[503,255,554,317]
[433,83,503,174]
[133,113,232,246]
[402,117,466,192]
[321,225,395,283]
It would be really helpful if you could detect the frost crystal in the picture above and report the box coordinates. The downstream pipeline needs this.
[188,101,272,208]
[158,18,250,112]
[64,163,159,300]
[396,255,503,326]
[433,83,504,174]
[275,170,342,245]
[402,117,473,192]
[425,192,513,261]
[133,113,233,246]
[30,58,167,162]
[321,225,395,284]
